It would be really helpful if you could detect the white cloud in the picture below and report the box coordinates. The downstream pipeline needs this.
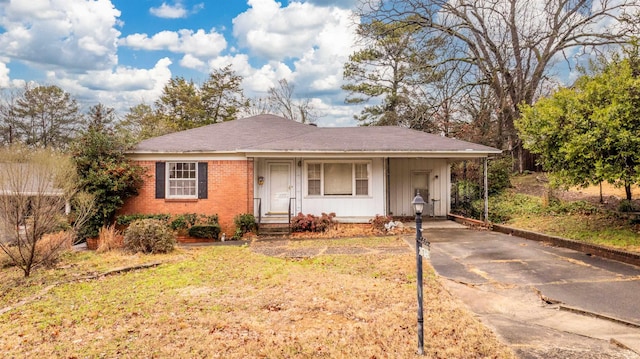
[49,58,173,113]
[0,0,121,71]
[120,29,227,58]
[150,1,205,19]
[180,54,206,70]
[0,0,362,127]
[150,2,187,19]
[233,0,346,61]
[231,0,359,118]
[0,62,9,87]
[220,0,363,125]
[0,60,23,88]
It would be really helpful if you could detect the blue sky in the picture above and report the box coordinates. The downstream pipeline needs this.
[0,0,361,127]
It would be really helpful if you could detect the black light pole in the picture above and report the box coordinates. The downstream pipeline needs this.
[412,191,426,355]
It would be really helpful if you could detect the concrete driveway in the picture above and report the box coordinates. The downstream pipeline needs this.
[409,222,640,359]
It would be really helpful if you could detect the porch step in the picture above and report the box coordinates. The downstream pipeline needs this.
[258,224,290,237]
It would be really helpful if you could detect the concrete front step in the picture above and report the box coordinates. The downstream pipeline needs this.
[258,224,290,236]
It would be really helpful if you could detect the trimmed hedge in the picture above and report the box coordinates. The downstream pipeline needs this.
[188,224,221,240]
[117,214,171,226]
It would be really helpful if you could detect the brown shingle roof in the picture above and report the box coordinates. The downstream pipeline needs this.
[132,114,500,155]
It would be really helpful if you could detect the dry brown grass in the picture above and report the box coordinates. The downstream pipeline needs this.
[511,173,640,208]
[568,182,640,199]
[96,225,124,253]
[35,231,74,266]
[0,237,514,358]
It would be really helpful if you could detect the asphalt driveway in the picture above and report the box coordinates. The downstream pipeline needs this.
[408,223,640,359]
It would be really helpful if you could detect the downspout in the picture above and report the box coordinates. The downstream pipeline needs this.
[386,157,391,216]
[248,158,253,213]
[484,157,489,224]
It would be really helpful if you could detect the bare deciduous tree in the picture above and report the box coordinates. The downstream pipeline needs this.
[357,0,640,170]
[267,79,319,124]
[0,146,94,277]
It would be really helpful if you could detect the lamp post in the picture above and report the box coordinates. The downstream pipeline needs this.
[412,191,426,355]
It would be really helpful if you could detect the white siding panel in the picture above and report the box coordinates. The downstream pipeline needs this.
[389,158,449,217]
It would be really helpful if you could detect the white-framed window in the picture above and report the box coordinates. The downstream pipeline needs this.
[308,163,321,195]
[167,162,197,198]
[355,163,368,195]
[306,161,370,197]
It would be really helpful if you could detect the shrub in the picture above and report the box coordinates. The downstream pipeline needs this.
[170,213,198,231]
[549,200,598,215]
[618,200,639,213]
[488,157,513,195]
[116,214,171,227]
[464,192,544,223]
[188,225,221,240]
[71,125,144,240]
[291,212,337,232]
[201,214,219,225]
[96,225,123,253]
[124,219,176,254]
[233,213,256,239]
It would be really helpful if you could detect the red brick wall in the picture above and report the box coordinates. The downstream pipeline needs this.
[119,159,254,235]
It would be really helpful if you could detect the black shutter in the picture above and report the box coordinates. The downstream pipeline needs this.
[198,162,208,199]
[155,162,165,199]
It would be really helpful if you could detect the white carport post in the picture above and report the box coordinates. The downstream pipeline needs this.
[483,157,489,224]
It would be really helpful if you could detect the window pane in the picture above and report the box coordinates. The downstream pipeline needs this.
[308,164,321,179]
[355,163,368,195]
[324,163,352,195]
[308,180,321,195]
[307,164,321,195]
[356,179,368,195]
[167,162,197,197]
[355,164,367,179]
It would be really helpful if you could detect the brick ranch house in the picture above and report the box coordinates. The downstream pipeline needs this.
[120,114,501,235]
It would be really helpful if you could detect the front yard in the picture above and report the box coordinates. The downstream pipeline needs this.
[0,236,514,358]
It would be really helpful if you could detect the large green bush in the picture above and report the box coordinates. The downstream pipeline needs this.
[71,125,144,239]
[124,219,176,254]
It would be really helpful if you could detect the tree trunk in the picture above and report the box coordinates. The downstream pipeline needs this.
[625,183,632,201]
[517,145,524,174]
[599,182,603,203]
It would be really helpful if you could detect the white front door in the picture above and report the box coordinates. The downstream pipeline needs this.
[268,163,292,214]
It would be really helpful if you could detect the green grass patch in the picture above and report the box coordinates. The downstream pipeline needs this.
[472,189,640,253]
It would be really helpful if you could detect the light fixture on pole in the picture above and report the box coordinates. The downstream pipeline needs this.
[412,191,426,355]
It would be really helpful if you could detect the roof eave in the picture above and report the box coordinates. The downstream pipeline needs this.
[241,149,502,158]
[127,149,502,159]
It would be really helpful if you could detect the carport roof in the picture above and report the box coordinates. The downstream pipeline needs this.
[131,114,501,157]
